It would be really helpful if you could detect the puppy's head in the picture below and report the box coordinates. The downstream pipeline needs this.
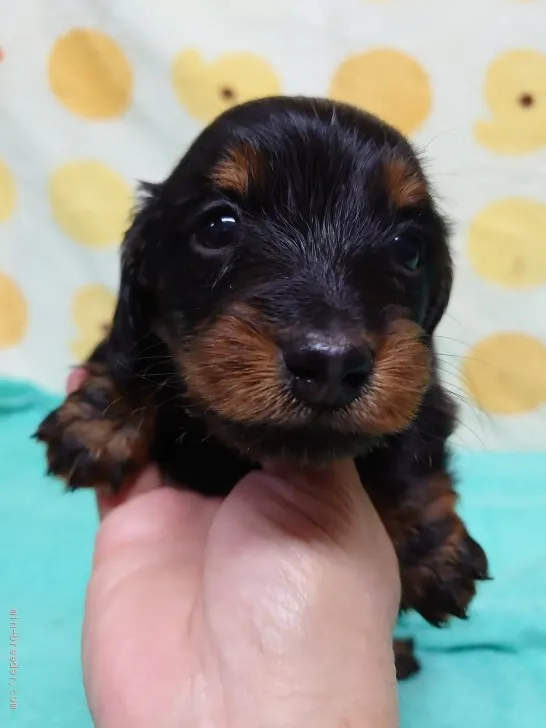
[124,97,451,462]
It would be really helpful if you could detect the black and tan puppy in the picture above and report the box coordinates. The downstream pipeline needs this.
[36,96,488,679]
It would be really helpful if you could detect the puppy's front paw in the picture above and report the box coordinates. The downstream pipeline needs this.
[34,368,152,492]
[402,523,489,626]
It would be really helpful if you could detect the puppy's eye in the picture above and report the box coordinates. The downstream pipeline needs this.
[394,235,423,272]
[191,212,238,253]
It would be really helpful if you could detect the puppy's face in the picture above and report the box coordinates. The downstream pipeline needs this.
[127,97,451,462]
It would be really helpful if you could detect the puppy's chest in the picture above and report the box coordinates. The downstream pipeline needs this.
[150,409,403,500]
[151,413,255,496]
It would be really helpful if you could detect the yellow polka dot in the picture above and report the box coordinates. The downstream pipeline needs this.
[70,284,116,361]
[0,272,28,348]
[49,161,132,248]
[172,49,282,123]
[49,28,133,119]
[475,50,546,154]
[462,334,546,415]
[329,49,431,136]
[468,198,546,288]
[0,160,16,222]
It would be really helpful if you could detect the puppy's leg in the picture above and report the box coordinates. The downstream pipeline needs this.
[35,347,155,493]
[393,638,420,680]
[379,470,489,627]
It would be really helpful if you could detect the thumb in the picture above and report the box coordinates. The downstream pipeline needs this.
[232,459,392,554]
[217,460,401,631]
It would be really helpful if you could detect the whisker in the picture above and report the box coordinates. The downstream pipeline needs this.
[101,397,124,417]
[133,353,175,363]
[115,359,181,390]
[435,333,473,348]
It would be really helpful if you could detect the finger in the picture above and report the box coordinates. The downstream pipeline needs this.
[231,459,372,547]
[67,367,88,394]
[96,464,164,522]
[262,458,359,494]
[257,461,400,603]
[93,486,220,566]
[263,458,370,524]
[220,463,401,631]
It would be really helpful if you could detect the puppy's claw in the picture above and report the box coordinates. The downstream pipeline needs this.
[403,527,489,627]
[464,535,490,581]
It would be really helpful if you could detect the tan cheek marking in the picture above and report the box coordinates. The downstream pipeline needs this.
[338,319,430,435]
[180,304,292,423]
[383,157,428,208]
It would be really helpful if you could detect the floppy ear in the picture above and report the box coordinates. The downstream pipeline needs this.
[423,218,453,335]
[92,183,163,376]
[423,264,452,334]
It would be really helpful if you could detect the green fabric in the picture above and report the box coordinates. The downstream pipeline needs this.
[1,377,545,727]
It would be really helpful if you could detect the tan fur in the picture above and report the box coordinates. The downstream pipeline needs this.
[210,143,262,195]
[383,157,428,208]
[182,309,430,436]
[336,319,430,435]
[181,304,290,423]
[372,469,475,621]
[41,365,152,487]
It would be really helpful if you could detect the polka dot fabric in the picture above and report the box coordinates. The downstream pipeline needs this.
[0,0,544,451]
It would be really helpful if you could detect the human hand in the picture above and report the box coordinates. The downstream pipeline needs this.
[68,370,401,728]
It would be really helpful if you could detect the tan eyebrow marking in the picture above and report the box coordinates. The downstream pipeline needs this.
[210,143,263,195]
[383,157,428,208]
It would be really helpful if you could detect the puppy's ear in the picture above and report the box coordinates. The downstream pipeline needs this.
[424,267,452,334]
[423,218,453,335]
[107,183,162,364]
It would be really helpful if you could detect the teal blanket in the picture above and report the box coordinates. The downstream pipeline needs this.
[2,378,545,727]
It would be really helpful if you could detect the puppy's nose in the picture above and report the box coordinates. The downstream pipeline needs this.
[282,334,374,409]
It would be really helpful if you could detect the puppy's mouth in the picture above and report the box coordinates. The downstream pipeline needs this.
[179,304,431,461]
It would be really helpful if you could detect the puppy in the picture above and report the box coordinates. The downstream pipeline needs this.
[36,96,489,679]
